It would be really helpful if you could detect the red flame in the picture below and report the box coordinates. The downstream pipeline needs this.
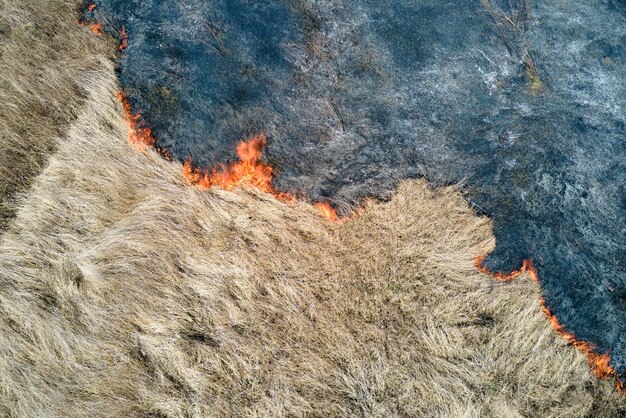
[475,255,625,392]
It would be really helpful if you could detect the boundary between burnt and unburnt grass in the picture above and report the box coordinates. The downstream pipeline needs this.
[0,0,625,414]
[79,1,626,393]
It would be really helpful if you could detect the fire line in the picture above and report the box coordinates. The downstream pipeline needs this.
[85,4,625,390]
[115,92,340,220]
[87,1,341,221]
[79,2,103,34]
[475,255,626,392]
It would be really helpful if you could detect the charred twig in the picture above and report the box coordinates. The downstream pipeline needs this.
[515,0,531,33]
[201,21,228,56]
[485,0,543,93]
[328,98,346,133]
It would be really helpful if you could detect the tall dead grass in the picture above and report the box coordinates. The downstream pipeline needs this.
[0,0,112,229]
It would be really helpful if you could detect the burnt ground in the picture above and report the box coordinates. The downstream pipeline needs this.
[86,0,626,378]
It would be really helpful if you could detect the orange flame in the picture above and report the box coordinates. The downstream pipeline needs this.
[155,145,172,161]
[475,255,625,392]
[78,3,103,35]
[115,91,157,149]
[77,19,103,35]
[315,202,340,222]
[182,133,279,193]
[105,17,339,221]
[180,136,354,222]
[119,26,128,51]
[474,255,537,282]
[90,23,103,34]
[182,139,346,221]
[92,7,622,390]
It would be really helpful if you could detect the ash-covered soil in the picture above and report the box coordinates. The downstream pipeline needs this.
[88,0,626,377]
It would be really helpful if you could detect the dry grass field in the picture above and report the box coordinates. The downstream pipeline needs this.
[0,0,112,229]
[0,0,625,416]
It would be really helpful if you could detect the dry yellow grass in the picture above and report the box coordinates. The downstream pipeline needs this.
[0,0,112,229]
[1,1,625,417]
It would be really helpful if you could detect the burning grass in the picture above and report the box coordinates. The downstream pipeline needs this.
[116,91,340,220]
[476,255,625,392]
[115,91,157,149]
[181,133,290,199]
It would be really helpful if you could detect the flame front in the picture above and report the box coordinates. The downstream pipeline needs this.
[475,255,625,392]
[474,255,537,282]
[115,92,157,149]
[119,26,128,51]
[106,14,341,222]
[181,136,347,222]
[116,92,343,220]
[92,4,623,394]
[315,202,339,222]
[182,133,277,194]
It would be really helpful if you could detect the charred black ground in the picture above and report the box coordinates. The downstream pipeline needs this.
[86,0,626,377]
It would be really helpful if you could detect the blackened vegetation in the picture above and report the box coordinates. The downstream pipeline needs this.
[91,1,626,376]
[486,0,543,92]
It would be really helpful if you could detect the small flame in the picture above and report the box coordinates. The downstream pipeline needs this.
[90,23,103,34]
[315,201,339,222]
[113,44,160,151]
[115,91,157,149]
[119,26,128,51]
[474,255,537,282]
[155,145,172,161]
[78,3,103,35]
[538,296,615,379]
[182,133,279,194]
[475,255,625,392]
